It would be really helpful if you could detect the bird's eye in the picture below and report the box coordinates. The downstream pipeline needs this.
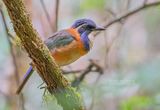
[87,25,95,29]
[81,25,87,29]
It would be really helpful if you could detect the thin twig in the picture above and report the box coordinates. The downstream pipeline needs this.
[62,70,83,74]
[88,67,102,110]
[104,1,160,28]
[89,26,123,110]
[106,8,117,18]
[40,0,54,32]
[105,24,124,69]
[55,0,59,32]
[143,0,148,5]
[71,60,103,87]
[0,5,25,110]
[40,0,60,32]
[0,4,20,89]
[95,1,160,36]
[125,0,130,10]
[71,65,93,87]
[103,31,108,68]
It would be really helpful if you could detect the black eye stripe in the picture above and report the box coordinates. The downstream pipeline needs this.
[88,25,95,28]
[79,25,95,30]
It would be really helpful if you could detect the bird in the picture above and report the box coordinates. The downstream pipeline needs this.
[16,19,105,94]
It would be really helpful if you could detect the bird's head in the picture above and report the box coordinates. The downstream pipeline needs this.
[71,19,105,51]
[71,19,105,35]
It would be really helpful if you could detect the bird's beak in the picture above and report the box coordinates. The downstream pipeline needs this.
[94,26,105,31]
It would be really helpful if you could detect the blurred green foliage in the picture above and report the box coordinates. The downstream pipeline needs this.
[120,96,153,110]
[145,6,160,28]
[135,58,160,94]
[42,92,62,110]
[80,0,106,11]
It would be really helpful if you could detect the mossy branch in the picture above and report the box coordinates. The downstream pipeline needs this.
[2,0,84,110]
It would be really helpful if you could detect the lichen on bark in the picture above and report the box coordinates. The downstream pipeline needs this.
[2,0,84,110]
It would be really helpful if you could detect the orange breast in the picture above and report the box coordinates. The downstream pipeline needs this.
[51,28,88,66]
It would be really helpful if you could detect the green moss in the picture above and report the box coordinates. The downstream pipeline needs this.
[3,0,84,110]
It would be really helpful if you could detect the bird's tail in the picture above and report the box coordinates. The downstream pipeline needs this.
[16,66,34,94]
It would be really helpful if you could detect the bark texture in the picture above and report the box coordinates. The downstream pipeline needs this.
[3,0,84,110]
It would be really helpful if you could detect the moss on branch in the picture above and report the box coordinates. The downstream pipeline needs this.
[2,0,84,110]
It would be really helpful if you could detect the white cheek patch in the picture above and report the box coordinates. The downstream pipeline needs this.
[88,33,94,42]
[88,34,94,48]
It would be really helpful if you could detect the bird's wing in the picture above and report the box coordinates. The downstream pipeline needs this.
[16,30,76,94]
[45,30,75,50]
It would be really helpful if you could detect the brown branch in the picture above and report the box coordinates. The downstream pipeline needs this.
[105,8,117,18]
[40,0,54,32]
[40,0,59,32]
[63,70,83,74]
[2,0,84,110]
[95,1,160,36]
[62,60,103,87]
[143,0,148,5]
[125,0,130,10]
[0,3,20,86]
[54,0,59,32]
[72,60,103,87]
[0,5,25,110]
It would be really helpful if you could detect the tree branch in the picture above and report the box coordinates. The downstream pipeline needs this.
[0,3,20,88]
[95,1,160,36]
[72,60,103,87]
[40,0,54,32]
[40,0,59,32]
[2,0,84,110]
[54,0,59,32]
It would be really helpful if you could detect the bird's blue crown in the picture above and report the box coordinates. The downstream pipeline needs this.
[71,19,105,51]
[71,19,96,29]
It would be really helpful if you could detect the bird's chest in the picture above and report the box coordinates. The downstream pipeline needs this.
[51,40,88,66]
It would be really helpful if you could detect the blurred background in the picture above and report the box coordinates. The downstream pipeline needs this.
[0,0,160,110]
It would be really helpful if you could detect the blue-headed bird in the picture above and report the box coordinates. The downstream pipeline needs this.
[16,19,105,94]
